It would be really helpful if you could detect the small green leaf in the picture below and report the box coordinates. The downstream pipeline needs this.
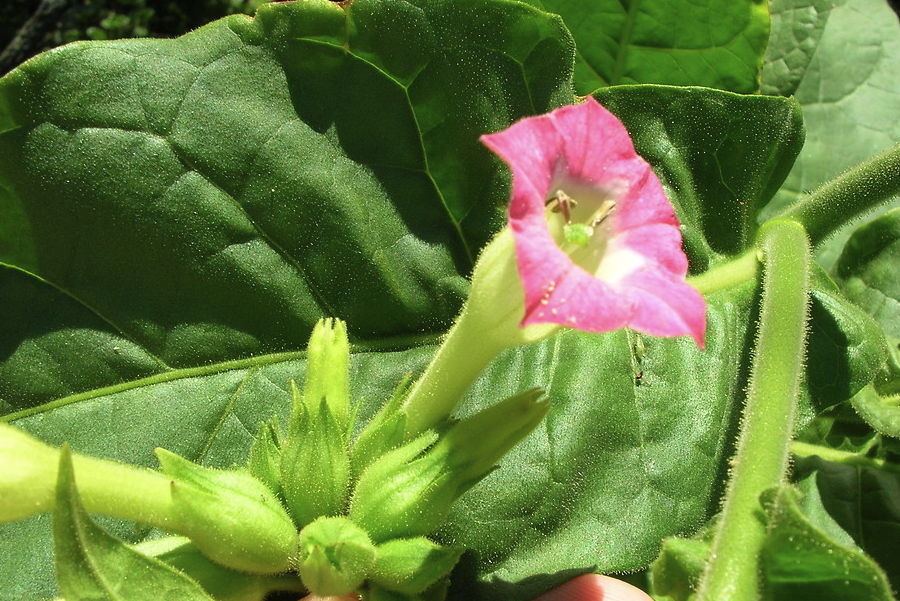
[802,269,890,416]
[650,535,711,601]
[792,455,900,592]
[834,208,900,337]
[761,483,896,601]
[53,444,216,601]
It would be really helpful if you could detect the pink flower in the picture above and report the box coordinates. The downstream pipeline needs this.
[480,97,706,348]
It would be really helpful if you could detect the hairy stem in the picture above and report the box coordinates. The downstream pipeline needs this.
[696,219,811,601]
[776,142,900,247]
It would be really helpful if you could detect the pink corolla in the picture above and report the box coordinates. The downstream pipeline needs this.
[480,97,706,348]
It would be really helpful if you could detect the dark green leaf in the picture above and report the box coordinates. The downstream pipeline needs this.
[0,0,574,409]
[802,269,890,417]
[522,0,769,95]
[53,445,216,601]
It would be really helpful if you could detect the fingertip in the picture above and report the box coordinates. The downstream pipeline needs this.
[534,574,654,601]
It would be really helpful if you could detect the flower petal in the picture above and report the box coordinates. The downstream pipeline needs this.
[481,97,706,347]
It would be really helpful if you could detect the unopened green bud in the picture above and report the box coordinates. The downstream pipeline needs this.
[0,423,58,521]
[350,431,450,542]
[350,389,547,541]
[304,317,351,435]
[155,448,298,574]
[281,382,350,527]
[432,387,549,489]
[370,537,463,596]
[297,516,376,597]
[281,318,353,527]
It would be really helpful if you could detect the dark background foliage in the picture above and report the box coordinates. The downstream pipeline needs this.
[0,0,272,75]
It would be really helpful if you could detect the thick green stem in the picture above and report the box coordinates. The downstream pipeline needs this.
[696,219,811,601]
[1,423,177,531]
[775,141,900,247]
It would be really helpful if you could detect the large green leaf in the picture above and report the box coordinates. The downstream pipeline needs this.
[762,0,900,269]
[0,0,573,410]
[441,287,757,601]
[521,0,770,95]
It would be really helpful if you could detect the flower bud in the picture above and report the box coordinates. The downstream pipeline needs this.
[155,448,298,574]
[281,382,350,528]
[350,389,548,542]
[370,537,463,596]
[296,516,376,597]
[304,317,351,435]
[281,318,353,527]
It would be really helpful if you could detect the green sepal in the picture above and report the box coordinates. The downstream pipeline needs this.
[350,430,446,542]
[247,418,282,499]
[281,381,351,528]
[154,448,298,574]
[370,537,463,596]
[350,389,548,542]
[297,516,376,597]
[351,372,415,480]
[53,445,216,601]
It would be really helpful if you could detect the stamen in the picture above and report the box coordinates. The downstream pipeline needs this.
[546,189,577,223]
[590,200,617,227]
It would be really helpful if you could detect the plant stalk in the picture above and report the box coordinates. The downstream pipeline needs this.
[695,219,811,601]
[775,141,900,247]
